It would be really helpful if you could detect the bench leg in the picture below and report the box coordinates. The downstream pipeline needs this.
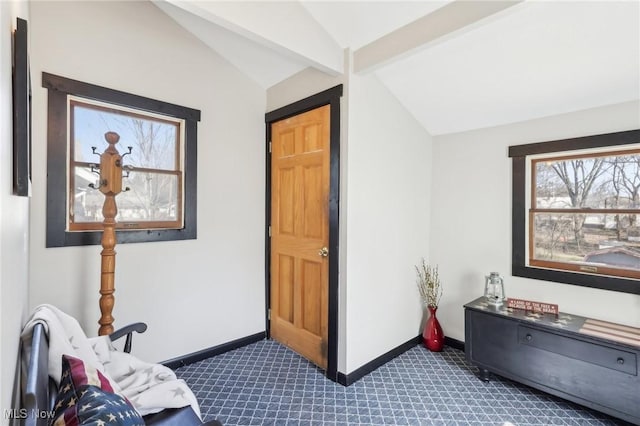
[478,368,491,382]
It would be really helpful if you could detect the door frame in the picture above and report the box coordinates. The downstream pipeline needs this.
[265,85,342,381]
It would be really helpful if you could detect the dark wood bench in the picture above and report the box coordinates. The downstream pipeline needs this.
[464,297,640,425]
[23,322,222,426]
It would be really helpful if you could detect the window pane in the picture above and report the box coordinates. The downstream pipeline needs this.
[72,167,180,225]
[532,212,640,270]
[72,166,104,223]
[119,171,180,223]
[535,152,640,209]
[72,101,178,170]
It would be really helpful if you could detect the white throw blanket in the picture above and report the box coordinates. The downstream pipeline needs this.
[21,304,201,417]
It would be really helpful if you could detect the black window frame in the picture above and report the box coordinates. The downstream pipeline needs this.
[43,72,200,247]
[509,129,640,295]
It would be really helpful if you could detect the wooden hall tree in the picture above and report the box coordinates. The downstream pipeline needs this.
[94,131,127,336]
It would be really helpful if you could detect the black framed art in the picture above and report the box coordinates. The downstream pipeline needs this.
[12,17,31,197]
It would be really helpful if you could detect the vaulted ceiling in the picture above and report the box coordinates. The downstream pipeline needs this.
[154,0,640,135]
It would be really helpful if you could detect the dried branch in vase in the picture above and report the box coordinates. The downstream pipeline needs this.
[416,259,442,308]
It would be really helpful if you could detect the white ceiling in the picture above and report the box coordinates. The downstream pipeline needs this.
[154,0,640,136]
[299,1,449,50]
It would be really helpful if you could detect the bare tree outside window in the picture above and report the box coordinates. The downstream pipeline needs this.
[531,149,640,278]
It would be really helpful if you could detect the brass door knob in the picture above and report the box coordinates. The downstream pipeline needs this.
[318,247,329,257]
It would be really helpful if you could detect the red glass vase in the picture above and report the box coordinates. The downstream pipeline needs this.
[423,305,444,352]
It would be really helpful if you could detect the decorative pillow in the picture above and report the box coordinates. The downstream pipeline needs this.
[50,355,144,426]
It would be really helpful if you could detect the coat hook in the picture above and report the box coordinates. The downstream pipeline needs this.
[121,146,133,160]
[89,179,107,190]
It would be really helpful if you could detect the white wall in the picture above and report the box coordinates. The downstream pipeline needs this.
[1,1,30,421]
[431,101,640,342]
[344,72,431,373]
[28,1,266,363]
[267,65,346,112]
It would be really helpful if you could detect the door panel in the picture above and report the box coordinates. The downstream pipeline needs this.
[302,260,321,335]
[270,105,330,369]
[278,254,294,323]
[278,167,296,235]
[302,165,323,239]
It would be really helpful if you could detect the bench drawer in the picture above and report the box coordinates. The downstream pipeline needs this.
[518,325,637,376]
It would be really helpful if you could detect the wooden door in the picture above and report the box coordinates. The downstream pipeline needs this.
[270,105,330,369]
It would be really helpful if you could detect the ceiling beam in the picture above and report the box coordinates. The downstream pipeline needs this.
[157,0,344,75]
[353,0,523,74]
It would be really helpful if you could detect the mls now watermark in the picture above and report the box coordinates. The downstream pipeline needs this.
[4,408,55,420]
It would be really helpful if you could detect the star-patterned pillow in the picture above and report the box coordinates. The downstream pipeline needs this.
[50,355,144,426]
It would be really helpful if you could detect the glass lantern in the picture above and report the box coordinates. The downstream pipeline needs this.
[484,272,505,305]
